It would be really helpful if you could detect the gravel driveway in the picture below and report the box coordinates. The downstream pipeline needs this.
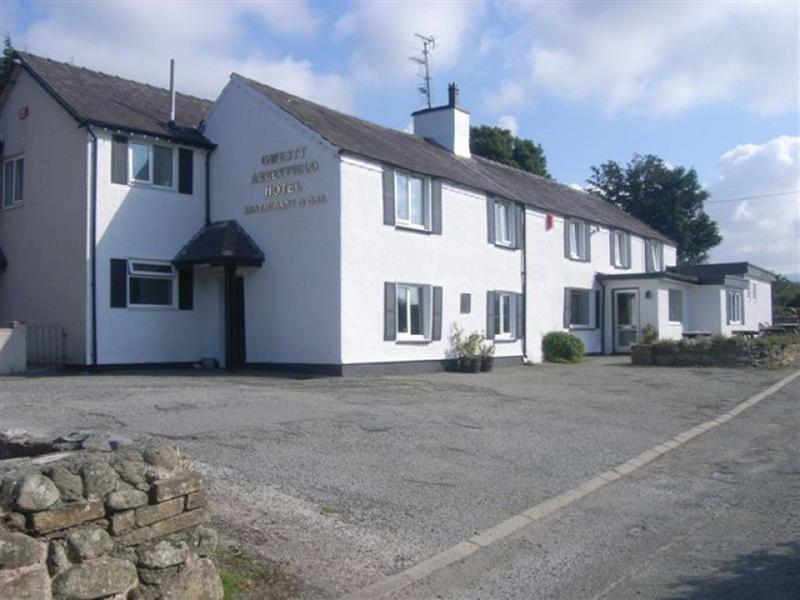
[0,358,790,597]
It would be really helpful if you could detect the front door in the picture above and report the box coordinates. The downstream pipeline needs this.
[230,277,246,369]
[614,290,639,353]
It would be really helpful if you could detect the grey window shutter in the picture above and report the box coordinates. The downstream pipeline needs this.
[486,198,496,244]
[584,225,592,262]
[110,259,127,308]
[564,219,571,258]
[515,292,524,339]
[178,148,193,195]
[432,286,443,340]
[563,288,571,328]
[178,269,194,310]
[594,289,601,329]
[382,167,395,226]
[645,241,653,271]
[625,235,632,268]
[514,204,524,249]
[486,291,496,339]
[431,180,442,234]
[610,232,616,266]
[460,293,471,314]
[384,282,397,341]
[111,135,128,184]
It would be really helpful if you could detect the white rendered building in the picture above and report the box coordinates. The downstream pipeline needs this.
[0,54,775,373]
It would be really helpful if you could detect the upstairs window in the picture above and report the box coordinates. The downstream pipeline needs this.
[668,289,684,323]
[566,219,590,261]
[129,261,174,307]
[611,230,631,268]
[726,290,743,324]
[2,157,24,208]
[494,201,512,246]
[395,172,428,229]
[130,142,174,188]
[645,240,664,272]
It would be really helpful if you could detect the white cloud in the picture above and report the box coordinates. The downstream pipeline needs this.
[334,1,485,94]
[484,80,525,114]
[707,136,800,275]
[497,114,518,135]
[9,1,354,112]
[499,1,799,115]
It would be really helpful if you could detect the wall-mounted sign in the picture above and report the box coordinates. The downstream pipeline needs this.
[246,145,325,216]
[18,106,29,120]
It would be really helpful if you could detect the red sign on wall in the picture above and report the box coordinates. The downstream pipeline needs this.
[546,213,554,230]
[18,106,29,120]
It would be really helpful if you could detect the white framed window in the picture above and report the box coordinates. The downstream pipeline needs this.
[2,156,24,208]
[396,283,429,339]
[394,171,429,229]
[494,292,513,338]
[726,290,743,324]
[566,219,589,261]
[569,288,592,327]
[668,289,684,323]
[751,282,757,301]
[130,142,175,188]
[645,240,664,272]
[128,260,175,307]
[494,200,513,246]
[611,230,630,268]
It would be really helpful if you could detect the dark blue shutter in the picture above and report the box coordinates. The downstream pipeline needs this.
[432,286,443,340]
[178,269,194,310]
[178,148,193,194]
[111,136,128,184]
[383,168,395,226]
[431,180,442,234]
[110,259,127,308]
[384,282,397,341]
[594,289,601,329]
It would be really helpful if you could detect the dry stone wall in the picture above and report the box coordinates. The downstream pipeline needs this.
[0,441,222,599]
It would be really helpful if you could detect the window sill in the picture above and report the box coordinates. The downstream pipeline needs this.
[0,202,24,212]
[395,337,431,345]
[127,181,178,193]
[612,263,631,270]
[569,325,594,331]
[566,256,590,263]
[494,242,518,251]
[394,223,432,234]
[126,304,176,311]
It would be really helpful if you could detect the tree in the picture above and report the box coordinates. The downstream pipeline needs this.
[0,36,15,89]
[587,154,722,264]
[470,126,550,178]
[772,274,800,320]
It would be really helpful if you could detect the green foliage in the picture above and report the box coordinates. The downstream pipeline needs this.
[542,331,586,363]
[587,154,722,265]
[479,339,496,358]
[0,36,14,88]
[450,324,484,358]
[470,125,550,178]
[652,333,800,354]
[772,274,800,319]
[640,324,659,344]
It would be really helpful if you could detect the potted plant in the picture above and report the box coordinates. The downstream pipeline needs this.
[479,339,496,372]
[450,325,483,373]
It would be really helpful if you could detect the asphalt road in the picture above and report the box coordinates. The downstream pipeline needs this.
[0,359,796,598]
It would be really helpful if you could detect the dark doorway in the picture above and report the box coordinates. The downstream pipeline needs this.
[230,276,246,369]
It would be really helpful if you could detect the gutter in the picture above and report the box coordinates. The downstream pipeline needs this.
[86,124,98,367]
[521,203,528,362]
[204,145,217,226]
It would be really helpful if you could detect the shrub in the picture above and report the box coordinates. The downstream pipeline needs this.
[542,331,586,363]
[449,324,483,358]
[641,324,659,344]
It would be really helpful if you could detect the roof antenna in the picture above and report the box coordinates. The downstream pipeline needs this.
[168,58,176,126]
[410,34,435,109]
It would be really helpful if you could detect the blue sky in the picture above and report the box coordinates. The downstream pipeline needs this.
[3,0,798,275]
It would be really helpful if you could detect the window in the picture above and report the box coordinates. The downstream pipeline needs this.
[395,172,428,228]
[397,284,425,338]
[460,293,471,314]
[645,240,664,272]
[494,200,512,246]
[128,261,174,306]
[494,292,513,338]
[569,289,591,327]
[611,230,630,268]
[751,282,757,301]
[2,157,24,208]
[130,143,174,188]
[726,290,743,324]
[566,219,589,261]
[668,289,683,323]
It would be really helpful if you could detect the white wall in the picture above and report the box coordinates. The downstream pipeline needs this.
[0,323,27,374]
[412,107,471,158]
[744,278,773,329]
[0,70,88,364]
[94,130,215,364]
[204,77,342,365]
[340,157,522,365]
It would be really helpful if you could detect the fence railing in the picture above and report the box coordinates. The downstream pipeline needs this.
[26,324,66,366]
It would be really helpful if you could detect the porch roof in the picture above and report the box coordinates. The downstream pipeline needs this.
[173,220,265,267]
[596,271,698,284]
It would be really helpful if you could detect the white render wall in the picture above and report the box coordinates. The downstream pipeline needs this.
[93,130,215,364]
[204,78,343,365]
[0,70,89,364]
[340,156,522,365]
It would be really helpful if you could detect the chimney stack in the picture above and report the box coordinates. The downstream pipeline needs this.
[168,59,176,125]
[412,81,471,158]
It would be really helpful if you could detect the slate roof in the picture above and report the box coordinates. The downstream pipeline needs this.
[234,74,673,244]
[13,52,213,147]
[174,220,265,267]
[672,262,776,283]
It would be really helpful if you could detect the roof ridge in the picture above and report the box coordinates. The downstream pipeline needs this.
[17,51,213,105]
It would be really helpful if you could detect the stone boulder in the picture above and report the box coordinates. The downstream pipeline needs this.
[13,474,60,512]
[0,566,52,599]
[137,539,188,569]
[0,529,47,569]
[159,558,223,600]
[79,462,118,498]
[51,556,137,599]
[66,526,113,562]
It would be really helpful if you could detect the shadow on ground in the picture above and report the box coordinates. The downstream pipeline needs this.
[664,541,799,599]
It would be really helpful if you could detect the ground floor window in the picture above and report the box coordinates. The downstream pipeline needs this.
[2,156,24,208]
[397,284,425,338]
[726,290,743,324]
[129,261,174,306]
[569,288,592,327]
[494,292,513,337]
[668,289,684,323]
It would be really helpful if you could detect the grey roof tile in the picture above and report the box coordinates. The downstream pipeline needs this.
[174,220,265,267]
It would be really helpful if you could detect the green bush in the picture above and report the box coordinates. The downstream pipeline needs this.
[641,324,659,344]
[542,331,586,363]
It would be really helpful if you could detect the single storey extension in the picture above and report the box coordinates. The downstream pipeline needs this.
[0,52,775,373]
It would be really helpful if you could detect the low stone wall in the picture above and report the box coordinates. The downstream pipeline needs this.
[0,442,222,599]
[631,341,800,368]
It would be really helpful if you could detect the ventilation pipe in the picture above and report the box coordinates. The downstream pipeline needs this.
[168,59,176,125]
